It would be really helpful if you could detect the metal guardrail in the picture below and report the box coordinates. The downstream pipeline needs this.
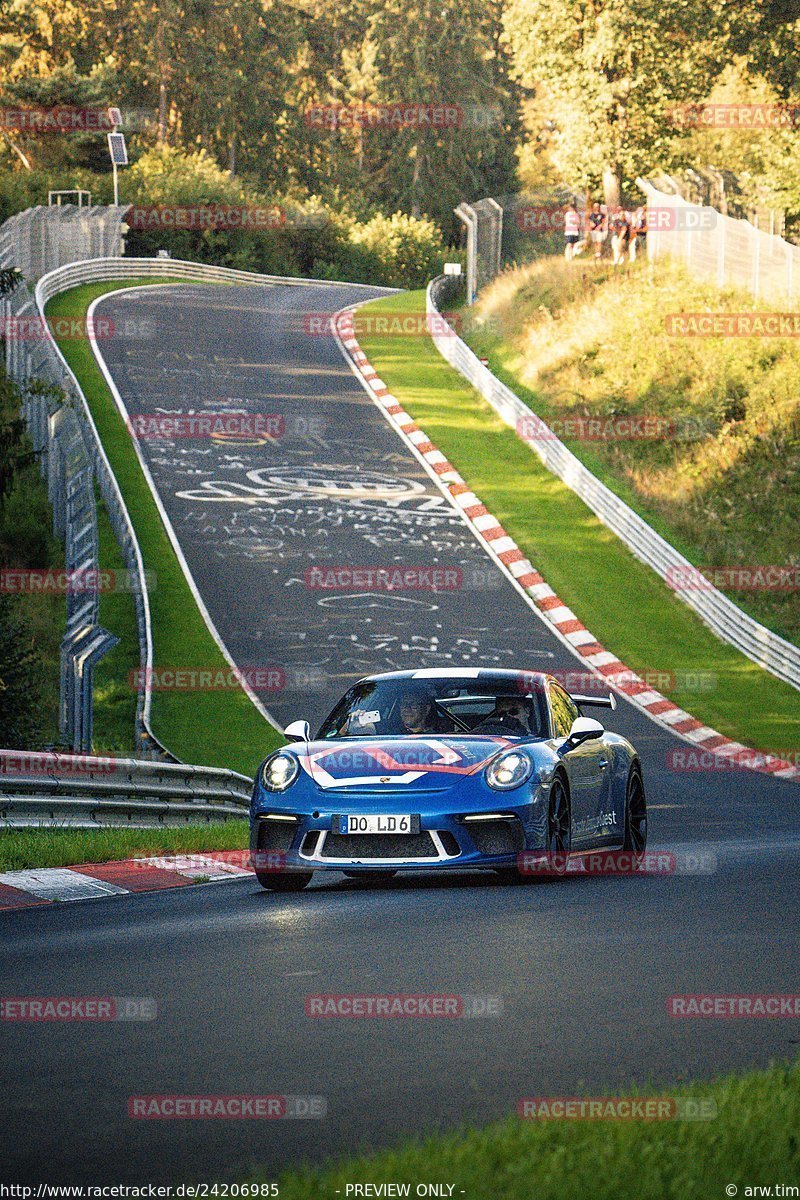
[427,274,800,691]
[1,201,388,758]
[28,253,383,755]
[1,278,126,755]
[0,749,252,828]
[36,254,385,296]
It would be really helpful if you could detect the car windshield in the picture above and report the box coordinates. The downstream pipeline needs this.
[317,677,549,739]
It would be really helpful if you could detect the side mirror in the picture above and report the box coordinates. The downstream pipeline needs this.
[561,716,604,752]
[284,719,311,743]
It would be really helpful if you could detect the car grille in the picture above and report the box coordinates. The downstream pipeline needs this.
[320,832,438,860]
[465,818,525,857]
[255,819,296,856]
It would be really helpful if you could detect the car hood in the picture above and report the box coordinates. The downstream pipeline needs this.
[294,735,519,792]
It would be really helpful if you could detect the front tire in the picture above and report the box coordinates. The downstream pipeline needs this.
[501,774,572,882]
[546,773,572,876]
[623,764,647,862]
[256,870,313,892]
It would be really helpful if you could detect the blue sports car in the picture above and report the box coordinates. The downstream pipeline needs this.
[249,669,647,891]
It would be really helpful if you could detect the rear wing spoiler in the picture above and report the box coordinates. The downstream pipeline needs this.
[571,692,617,711]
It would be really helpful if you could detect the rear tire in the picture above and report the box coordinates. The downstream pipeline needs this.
[256,870,313,892]
[623,764,647,863]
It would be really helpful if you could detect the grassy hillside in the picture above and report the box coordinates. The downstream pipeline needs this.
[463,256,800,644]
[359,291,800,758]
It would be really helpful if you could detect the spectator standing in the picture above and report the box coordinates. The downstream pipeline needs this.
[611,207,632,265]
[564,200,581,261]
[631,204,648,261]
[588,201,607,260]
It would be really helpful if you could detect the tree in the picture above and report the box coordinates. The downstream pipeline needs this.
[671,57,800,228]
[178,0,299,186]
[504,0,729,206]
[0,0,100,171]
[352,0,521,226]
[0,372,34,504]
[727,0,800,97]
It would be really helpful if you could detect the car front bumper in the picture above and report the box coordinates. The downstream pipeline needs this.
[249,792,549,872]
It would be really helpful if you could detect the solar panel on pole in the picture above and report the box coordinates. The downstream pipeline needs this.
[107,132,128,165]
[107,132,128,206]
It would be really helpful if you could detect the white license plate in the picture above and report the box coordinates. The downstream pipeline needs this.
[337,814,417,835]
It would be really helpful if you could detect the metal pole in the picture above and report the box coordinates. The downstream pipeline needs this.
[717,214,726,289]
[752,223,760,302]
[455,204,477,306]
[788,242,794,306]
[486,198,504,280]
[112,160,119,207]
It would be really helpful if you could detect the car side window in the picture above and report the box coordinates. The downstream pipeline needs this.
[549,685,578,738]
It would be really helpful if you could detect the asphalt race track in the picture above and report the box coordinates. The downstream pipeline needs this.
[1,282,798,1185]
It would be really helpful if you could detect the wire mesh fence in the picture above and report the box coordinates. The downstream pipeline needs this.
[637,177,799,305]
[0,203,127,282]
[457,179,799,309]
[0,205,152,756]
[454,198,503,303]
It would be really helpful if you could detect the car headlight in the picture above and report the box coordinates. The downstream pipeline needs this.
[261,752,299,793]
[485,750,533,791]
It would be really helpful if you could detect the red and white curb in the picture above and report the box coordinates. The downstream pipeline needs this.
[0,853,252,912]
[333,307,799,785]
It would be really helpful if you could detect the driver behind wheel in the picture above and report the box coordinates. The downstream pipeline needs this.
[476,695,532,736]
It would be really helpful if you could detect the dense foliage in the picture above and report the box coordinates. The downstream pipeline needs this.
[1,1,797,242]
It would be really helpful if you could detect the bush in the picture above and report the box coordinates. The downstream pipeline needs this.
[121,147,452,287]
[0,167,112,225]
[0,594,48,747]
[1,148,456,289]
[347,211,453,288]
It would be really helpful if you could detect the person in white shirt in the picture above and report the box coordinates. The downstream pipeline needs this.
[564,200,581,261]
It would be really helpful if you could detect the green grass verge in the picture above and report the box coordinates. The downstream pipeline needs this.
[358,291,799,757]
[0,820,248,873]
[46,280,283,774]
[260,1058,799,1199]
[92,483,140,753]
[464,256,800,644]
